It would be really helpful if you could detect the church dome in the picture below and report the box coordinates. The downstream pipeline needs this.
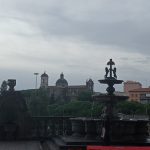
[56,73,68,87]
[41,72,48,77]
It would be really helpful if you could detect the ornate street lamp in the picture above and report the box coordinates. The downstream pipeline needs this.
[34,73,39,89]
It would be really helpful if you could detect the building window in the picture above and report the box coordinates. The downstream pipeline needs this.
[42,79,44,83]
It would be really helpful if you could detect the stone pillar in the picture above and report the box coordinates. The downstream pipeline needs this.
[84,119,97,140]
[70,118,85,138]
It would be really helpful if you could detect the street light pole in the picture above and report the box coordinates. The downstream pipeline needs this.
[34,73,39,89]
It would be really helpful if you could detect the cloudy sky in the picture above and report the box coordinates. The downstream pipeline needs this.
[0,0,150,92]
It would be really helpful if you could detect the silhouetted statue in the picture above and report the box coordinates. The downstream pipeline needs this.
[113,67,117,79]
[104,59,118,79]
[7,79,16,92]
[0,80,7,94]
[0,79,32,140]
[105,67,109,78]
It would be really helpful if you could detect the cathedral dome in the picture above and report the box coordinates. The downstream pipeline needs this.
[41,72,48,77]
[56,73,68,87]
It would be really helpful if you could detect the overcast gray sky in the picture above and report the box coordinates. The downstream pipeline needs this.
[0,0,150,92]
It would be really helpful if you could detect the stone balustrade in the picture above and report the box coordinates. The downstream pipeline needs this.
[31,116,72,139]
[16,116,149,143]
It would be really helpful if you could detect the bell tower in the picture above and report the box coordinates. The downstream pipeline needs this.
[40,72,49,88]
[86,79,94,93]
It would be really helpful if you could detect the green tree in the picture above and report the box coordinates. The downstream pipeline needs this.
[116,101,146,115]
[0,80,7,94]
[146,104,150,118]
[78,91,92,101]
[23,89,50,116]
[63,100,92,117]
[48,100,103,117]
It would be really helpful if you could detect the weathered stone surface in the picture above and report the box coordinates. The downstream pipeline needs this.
[0,91,32,140]
[0,141,41,150]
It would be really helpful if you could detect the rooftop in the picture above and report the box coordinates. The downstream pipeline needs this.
[124,81,142,85]
[48,85,86,89]
[129,88,150,92]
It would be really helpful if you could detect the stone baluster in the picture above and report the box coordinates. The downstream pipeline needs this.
[71,118,85,138]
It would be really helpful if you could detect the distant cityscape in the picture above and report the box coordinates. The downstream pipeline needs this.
[38,72,150,104]
[124,80,150,104]
[40,72,94,102]
[0,59,149,148]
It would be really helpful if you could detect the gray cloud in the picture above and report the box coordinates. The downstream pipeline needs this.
[0,0,150,91]
[30,1,150,53]
[1,0,150,53]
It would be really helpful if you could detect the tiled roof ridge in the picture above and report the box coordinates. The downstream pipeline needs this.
[129,87,150,92]
[125,80,141,84]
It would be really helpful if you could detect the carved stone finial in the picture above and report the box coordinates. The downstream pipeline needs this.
[100,59,123,95]
[105,59,117,79]
[7,79,16,92]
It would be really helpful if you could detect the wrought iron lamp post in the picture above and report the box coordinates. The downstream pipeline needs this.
[34,73,39,89]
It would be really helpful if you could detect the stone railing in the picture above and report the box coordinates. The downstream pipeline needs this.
[31,116,73,139]
[0,116,149,142]
[31,116,149,141]
[69,118,149,143]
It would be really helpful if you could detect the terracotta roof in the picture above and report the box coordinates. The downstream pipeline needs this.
[124,81,141,85]
[129,88,150,92]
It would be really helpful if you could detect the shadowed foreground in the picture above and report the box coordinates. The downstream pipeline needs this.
[0,141,42,150]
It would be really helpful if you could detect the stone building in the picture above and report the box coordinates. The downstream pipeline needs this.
[40,72,49,88]
[124,81,142,96]
[129,88,150,102]
[40,72,94,101]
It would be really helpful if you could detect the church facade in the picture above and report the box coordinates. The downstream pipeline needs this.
[40,72,94,101]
